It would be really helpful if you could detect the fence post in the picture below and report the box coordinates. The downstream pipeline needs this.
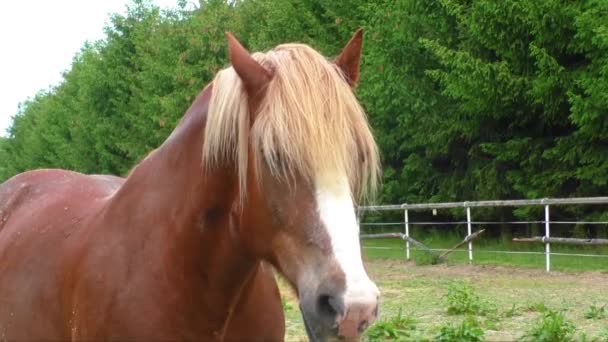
[545,204,551,272]
[404,209,410,260]
[466,206,473,263]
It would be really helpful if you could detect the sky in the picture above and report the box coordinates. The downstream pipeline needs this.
[0,0,180,137]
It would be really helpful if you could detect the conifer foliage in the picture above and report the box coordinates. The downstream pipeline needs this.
[1,1,607,228]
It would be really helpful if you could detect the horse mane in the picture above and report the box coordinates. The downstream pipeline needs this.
[202,43,380,202]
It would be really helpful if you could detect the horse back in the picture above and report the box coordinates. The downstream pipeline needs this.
[0,169,123,340]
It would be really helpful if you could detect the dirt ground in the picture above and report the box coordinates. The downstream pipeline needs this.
[279,260,608,341]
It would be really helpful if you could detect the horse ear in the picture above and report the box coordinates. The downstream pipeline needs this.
[226,32,272,97]
[335,29,364,87]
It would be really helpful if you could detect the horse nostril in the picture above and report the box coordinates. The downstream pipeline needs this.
[317,294,345,319]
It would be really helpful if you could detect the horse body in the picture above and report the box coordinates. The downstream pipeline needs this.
[0,30,380,341]
[0,86,283,341]
[0,169,118,340]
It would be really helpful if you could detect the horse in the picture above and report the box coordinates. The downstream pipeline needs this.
[0,29,380,341]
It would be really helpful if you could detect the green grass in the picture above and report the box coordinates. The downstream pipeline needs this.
[362,234,608,272]
[280,259,608,341]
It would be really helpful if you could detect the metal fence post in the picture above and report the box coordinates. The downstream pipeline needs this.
[466,206,473,263]
[545,204,551,272]
[404,209,410,260]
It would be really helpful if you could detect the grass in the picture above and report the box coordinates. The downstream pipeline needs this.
[279,259,608,341]
[361,234,608,272]
[279,231,607,340]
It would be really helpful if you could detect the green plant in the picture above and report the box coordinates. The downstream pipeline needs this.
[281,298,294,312]
[412,251,441,266]
[598,327,608,342]
[526,302,549,313]
[520,309,576,342]
[480,315,500,331]
[436,315,485,342]
[446,281,492,316]
[583,304,607,319]
[364,307,416,341]
[504,304,522,318]
[577,331,589,342]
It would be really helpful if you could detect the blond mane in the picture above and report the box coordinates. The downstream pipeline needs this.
[202,43,380,201]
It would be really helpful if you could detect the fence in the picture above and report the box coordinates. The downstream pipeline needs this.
[358,197,608,272]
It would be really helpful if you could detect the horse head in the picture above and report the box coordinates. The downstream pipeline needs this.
[203,30,380,341]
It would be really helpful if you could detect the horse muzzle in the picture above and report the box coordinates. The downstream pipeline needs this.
[299,280,379,341]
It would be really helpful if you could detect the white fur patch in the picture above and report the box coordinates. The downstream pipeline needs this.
[315,175,379,306]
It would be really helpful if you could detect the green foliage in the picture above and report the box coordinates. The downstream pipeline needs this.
[2,0,608,236]
[504,304,522,318]
[436,316,485,342]
[520,309,576,342]
[526,302,550,313]
[281,298,294,312]
[364,307,417,341]
[412,250,441,266]
[598,327,608,342]
[583,304,608,319]
[446,281,493,316]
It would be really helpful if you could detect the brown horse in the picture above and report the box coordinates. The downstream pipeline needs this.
[0,30,380,341]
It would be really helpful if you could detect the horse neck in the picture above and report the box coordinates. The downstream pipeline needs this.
[104,85,259,334]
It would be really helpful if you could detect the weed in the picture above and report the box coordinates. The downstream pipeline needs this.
[281,298,294,312]
[583,304,607,319]
[446,281,493,316]
[365,307,416,341]
[520,309,576,342]
[526,301,549,313]
[504,304,522,318]
[480,315,500,331]
[436,315,484,342]
[577,331,589,342]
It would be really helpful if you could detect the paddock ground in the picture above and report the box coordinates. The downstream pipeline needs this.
[278,259,608,341]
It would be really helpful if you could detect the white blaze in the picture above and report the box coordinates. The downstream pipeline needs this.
[315,175,379,306]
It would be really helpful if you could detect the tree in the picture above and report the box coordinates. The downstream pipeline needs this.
[2,0,608,238]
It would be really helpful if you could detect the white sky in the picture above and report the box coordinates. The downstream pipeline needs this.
[0,0,180,137]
